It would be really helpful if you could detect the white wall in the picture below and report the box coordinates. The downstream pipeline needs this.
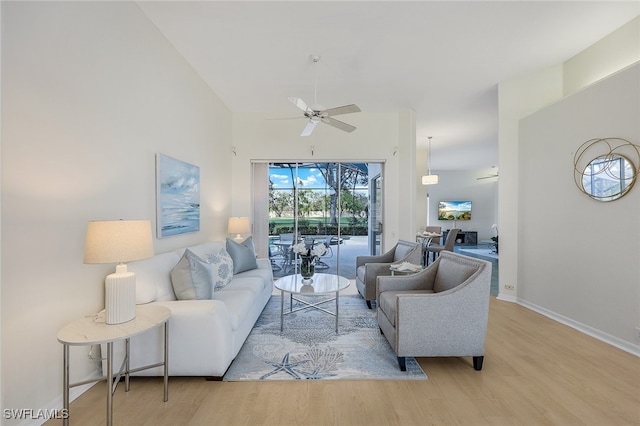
[1,2,232,422]
[497,65,564,300]
[564,16,640,96]
[231,110,418,252]
[519,63,639,352]
[414,164,498,241]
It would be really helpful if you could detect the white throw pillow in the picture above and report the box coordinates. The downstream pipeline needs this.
[206,248,234,291]
[170,249,214,300]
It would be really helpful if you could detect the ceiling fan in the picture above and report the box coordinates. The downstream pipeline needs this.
[288,55,361,136]
[477,172,499,180]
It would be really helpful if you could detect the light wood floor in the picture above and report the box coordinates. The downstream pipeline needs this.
[48,296,639,426]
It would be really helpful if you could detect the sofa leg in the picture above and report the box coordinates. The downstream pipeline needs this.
[397,357,406,371]
[473,356,484,371]
[366,300,373,309]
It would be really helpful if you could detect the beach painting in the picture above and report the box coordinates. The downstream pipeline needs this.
[156,153,200,238]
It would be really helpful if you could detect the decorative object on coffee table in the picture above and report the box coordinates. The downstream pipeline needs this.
[290,240,327,280]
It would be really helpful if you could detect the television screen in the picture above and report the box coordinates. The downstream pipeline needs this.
[438,201,472,220]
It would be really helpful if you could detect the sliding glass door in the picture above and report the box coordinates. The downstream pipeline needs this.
[261,162,378,279]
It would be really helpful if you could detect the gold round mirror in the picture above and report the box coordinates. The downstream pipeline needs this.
[574,138,639,202]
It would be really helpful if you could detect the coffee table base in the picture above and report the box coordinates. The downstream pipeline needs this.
[280,291,341,333]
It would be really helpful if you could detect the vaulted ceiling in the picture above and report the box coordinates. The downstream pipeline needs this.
[138,1,638,170]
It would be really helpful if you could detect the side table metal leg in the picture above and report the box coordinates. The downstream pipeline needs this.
[125,338,130,392]
[106,342,113,426]
[63,344,69,426]
[163,322,169,402]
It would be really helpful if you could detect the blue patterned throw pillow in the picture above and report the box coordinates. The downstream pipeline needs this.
[206,248,234,291]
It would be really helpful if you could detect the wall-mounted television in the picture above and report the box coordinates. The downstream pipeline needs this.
[438,201,472,221]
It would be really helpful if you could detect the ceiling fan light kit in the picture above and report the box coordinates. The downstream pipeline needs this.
[288,55,361,136]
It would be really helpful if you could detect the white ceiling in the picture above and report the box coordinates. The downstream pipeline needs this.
[138,1,638,170]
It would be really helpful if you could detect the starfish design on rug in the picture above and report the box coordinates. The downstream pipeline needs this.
[296,366,337,380]
[260,353,310,380]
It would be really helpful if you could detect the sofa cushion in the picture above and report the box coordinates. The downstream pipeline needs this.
[212,289,257,330]
[221,276,264,295]
[205,249,234,291]
[233,263,273,291]
[226,237,258,274]
[171,249,214,300]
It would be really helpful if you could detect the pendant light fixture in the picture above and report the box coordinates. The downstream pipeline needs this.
[422,136,439,185]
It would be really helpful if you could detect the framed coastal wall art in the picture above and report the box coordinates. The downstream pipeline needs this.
[156,153,200,238]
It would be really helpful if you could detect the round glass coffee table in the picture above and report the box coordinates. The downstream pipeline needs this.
[274,273,350,334]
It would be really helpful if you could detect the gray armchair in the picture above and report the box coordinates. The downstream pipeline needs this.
[355,239,421,309]
[376,251,492,371]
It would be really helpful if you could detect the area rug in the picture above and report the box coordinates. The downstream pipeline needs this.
[223,295,427,381]
[458,248,499,260]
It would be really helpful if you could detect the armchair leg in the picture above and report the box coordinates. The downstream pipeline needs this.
[473,356,484,371]
[366,300,373,309]
[397,357,406,371]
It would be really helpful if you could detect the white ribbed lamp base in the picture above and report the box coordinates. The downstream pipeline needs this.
[105,264,136,325]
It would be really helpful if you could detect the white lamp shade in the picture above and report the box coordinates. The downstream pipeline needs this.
[422,174,439,185]
[228,217,250,234]
[84,220,153,264]
[83,220,153,325]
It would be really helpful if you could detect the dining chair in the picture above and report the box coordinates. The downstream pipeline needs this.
[426,228,459,264]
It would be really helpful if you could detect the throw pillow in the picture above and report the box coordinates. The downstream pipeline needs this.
[170,249,214,300]
[226,236,258,274]
[206,248,234,291]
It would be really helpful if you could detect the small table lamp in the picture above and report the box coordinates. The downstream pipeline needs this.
[228,217,250,242]
[83,220,153,325]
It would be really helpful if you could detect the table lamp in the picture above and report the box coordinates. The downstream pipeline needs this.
[83,220,153,324]
[228,217,250,242]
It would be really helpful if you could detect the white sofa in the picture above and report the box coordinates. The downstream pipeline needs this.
[109,241,273,378]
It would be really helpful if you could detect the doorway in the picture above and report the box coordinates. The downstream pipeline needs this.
[254,161,382,279]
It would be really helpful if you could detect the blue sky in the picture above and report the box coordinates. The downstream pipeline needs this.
[270,166,327,189]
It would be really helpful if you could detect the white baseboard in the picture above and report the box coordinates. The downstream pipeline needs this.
[517,298,640,357]
[17,372,101,426]
[496,292,517,303]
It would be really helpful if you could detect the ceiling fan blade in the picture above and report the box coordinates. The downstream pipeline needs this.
[477,174,499,180]
[323,104,361,116]
[300,120,319,136]
[288,97,310,113]
[322,116,356,133]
